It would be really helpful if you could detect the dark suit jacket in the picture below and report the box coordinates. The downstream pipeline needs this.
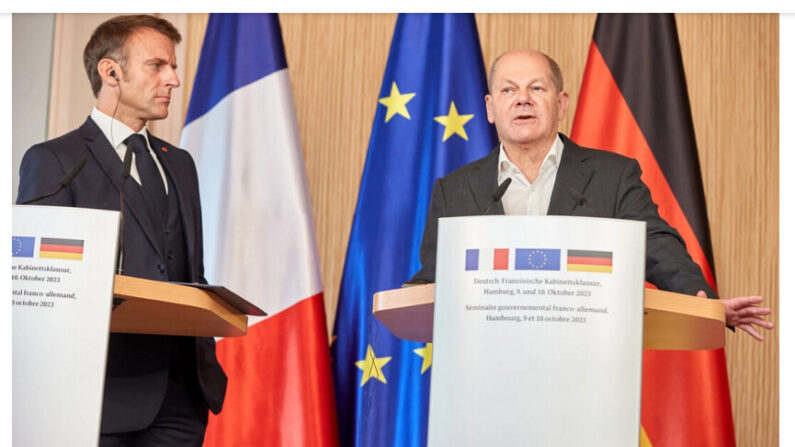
[17,117,227,433]
[410,134,716,298]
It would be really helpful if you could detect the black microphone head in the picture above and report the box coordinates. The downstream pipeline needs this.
[58,156,87,187]
[492,178,512,201]
[121,145,133,180]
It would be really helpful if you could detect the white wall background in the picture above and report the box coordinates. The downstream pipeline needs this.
[12,13,54,203]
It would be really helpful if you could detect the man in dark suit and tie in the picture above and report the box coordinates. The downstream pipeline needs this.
[410,49,772,340]
[17,15,226,446]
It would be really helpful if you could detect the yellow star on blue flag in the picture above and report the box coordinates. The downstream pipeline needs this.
[434,101,475,141]
[355,344,392,386]
[413,343,433,374]
[379,82,416,122]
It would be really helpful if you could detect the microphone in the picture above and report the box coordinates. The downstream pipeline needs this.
[20,157,87,204]
[567,186,601,217]
[479,178,512,215]
[116,144,134,275]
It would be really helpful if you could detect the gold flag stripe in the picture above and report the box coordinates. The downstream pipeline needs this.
[640,425,653,447]
[567,264,612,273]
[39,251,83,260]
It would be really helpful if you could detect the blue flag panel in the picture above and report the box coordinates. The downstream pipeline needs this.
[465,249,480,271]
[184,13,287,125]
[331,13,497,447]
[515,249,561,271]
[12,236,35,258]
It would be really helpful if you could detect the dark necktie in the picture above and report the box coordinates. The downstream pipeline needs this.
[124,134,167,220]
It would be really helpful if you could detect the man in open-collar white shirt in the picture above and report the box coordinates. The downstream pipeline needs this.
[497,135,563,215]
[410,48,773,341]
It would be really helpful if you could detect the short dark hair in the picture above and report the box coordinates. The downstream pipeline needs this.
[488,50,564,94]
[83,14,182,97]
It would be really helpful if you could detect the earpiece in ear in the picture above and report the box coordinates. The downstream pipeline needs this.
[110,70,118,80]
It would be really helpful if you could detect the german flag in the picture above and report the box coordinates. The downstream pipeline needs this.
[571,14,734,447]
[39,237,84,261]
[567,249,612,273]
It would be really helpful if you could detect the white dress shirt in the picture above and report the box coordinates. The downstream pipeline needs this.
[497,135,564,215]
[91,108,168,193]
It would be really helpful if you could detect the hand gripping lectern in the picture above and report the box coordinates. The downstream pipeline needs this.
[372,216,725,446]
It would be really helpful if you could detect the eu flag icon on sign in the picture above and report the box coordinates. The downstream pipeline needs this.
[12,236,35,258]
[515,249,561,270]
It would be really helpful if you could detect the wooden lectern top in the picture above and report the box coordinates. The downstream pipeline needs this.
[373,284,726,351]
[112,275,248,338]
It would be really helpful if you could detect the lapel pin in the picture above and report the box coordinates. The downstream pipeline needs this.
[161,146,168,152]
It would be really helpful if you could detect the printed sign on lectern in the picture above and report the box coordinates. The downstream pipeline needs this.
[428,215,646,446]
[13,205,119,447]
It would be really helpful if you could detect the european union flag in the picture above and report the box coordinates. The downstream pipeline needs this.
[515,248,561,271]
[12,236,35,258]
[331,13,497,447]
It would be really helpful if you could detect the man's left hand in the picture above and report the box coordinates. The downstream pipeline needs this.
[697,290,774,341]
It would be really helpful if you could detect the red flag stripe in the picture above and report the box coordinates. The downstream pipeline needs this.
[39,244,84,253]
[642,350,735,446]
[493,248,509,270]
[571,42,716,291]
[203,294,339,446]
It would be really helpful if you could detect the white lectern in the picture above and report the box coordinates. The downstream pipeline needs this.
[12,205,257,446]
[13,205,119,447]
[405,216,648,446]
[373,215,726,445]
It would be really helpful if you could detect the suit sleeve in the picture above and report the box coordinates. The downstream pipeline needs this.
[17,144,75,206]
[614,159,717,297]
[408,178,448,284]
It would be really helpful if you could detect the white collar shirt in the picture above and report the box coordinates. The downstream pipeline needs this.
[90,107,168,193]
[497,135,564,215]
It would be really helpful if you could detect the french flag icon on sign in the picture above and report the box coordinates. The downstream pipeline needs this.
[465,248,510,271]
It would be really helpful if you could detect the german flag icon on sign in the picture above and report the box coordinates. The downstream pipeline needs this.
[567,249,612,273]
[39,237,84,261]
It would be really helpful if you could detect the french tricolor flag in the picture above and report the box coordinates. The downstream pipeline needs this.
[180,14,338,446]
[465,248,511,271]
